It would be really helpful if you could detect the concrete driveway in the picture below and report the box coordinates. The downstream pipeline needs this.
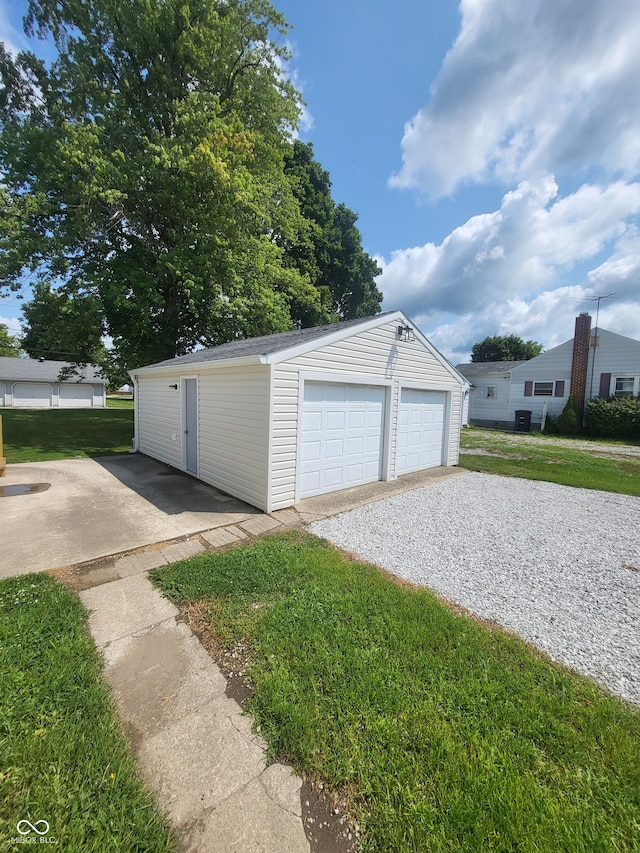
[0,454,259,578]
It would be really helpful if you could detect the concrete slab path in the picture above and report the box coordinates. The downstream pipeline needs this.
[77,525,310,853]
[0,455,258,578]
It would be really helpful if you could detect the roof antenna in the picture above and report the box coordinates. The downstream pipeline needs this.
[581,292,616,402]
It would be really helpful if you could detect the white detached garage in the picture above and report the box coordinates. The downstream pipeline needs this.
[131,311,466,512]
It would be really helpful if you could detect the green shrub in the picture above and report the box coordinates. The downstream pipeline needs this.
[555,396,581,435]
[585,396,640,440]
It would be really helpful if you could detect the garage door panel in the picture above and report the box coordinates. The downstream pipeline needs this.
[59,383,93,408]
[13,382,52,407]
[326,411,346,430]
[300,382,385,499]
[325,439,344,458]
[324,467,344,487]
[299,471,320,493]
[347,436,364,454]
[348,410,365,429]
[301,440,321,462]
[396,389,446,475]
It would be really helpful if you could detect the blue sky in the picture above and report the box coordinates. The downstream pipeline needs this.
[2,0,640,361]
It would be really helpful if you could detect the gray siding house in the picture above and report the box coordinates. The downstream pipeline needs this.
[458,313,640,430]
[131,311,466,512]
[0,358,106,408]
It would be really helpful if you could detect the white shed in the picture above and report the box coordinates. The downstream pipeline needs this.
[130,311,466,512]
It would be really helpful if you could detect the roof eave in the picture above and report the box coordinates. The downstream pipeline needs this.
[129,354,267,378]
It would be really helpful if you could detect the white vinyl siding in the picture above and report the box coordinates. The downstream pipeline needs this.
[270,318,463,509]
[509,340,573,425]
[136,377,182,469]
[467,375,512,424]
[197,365,270,510]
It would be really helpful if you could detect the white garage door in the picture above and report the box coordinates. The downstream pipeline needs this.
[396,389,446,474]
[299,382,385,499]
[13,382,52,407]
[59,383,93,408]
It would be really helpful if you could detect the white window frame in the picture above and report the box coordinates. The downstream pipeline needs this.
[533,381,554,396]
[485,385,496,400]
[613,376,639,397]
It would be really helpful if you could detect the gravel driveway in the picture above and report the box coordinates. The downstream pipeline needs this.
[310,472,640,706]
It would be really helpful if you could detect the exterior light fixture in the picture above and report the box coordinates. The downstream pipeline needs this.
[396,324,415,342]
[169,383,178,390]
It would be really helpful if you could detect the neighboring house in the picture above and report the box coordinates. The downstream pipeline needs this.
[0,358,106,408]
[457,313,640,430]
[131,311,467,512]
[458,361,524,428]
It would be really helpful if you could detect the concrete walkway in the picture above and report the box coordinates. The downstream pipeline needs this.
[73,515,310,853]
[52,466,464,852]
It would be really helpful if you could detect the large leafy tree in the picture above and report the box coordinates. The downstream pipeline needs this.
[0,0,327,370]
[281,141,382,326]
[471,335,544,362]
[0,322,21,356]
[20,281,106,362]
[19,282,130,386]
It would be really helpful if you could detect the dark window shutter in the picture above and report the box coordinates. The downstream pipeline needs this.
[554,380,565,397]
[524,381,533,397]
[599,373,612,397]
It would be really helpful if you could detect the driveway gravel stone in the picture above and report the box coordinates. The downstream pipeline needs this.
[310,472,640,706]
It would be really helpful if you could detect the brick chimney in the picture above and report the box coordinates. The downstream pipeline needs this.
[569,312,591,421]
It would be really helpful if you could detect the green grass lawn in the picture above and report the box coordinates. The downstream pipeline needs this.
[460,429,640,496]
[0,573,172,851]
[152,532,640,853]
[0,403,134,463]
[105,396,134,409]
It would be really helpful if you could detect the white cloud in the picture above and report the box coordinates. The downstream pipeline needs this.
[389,0,640,198]
[0,314,22,335]
[378,176,640,361]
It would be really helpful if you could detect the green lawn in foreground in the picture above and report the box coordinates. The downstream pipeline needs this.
[0,574,172,851]
[460,429,640,496]
[152,532,640,853]
[0,405,134,462]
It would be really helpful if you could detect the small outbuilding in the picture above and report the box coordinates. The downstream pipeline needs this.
[131,311,466,512]
[0,358,106,408]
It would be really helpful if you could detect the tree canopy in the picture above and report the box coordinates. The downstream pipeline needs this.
[470,335,544,363]
[0,322,20,356]
[1,0,382,373]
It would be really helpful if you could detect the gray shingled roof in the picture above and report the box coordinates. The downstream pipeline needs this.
[0,357,105,383]
[455,360,525,378]
[139,313,396,370]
